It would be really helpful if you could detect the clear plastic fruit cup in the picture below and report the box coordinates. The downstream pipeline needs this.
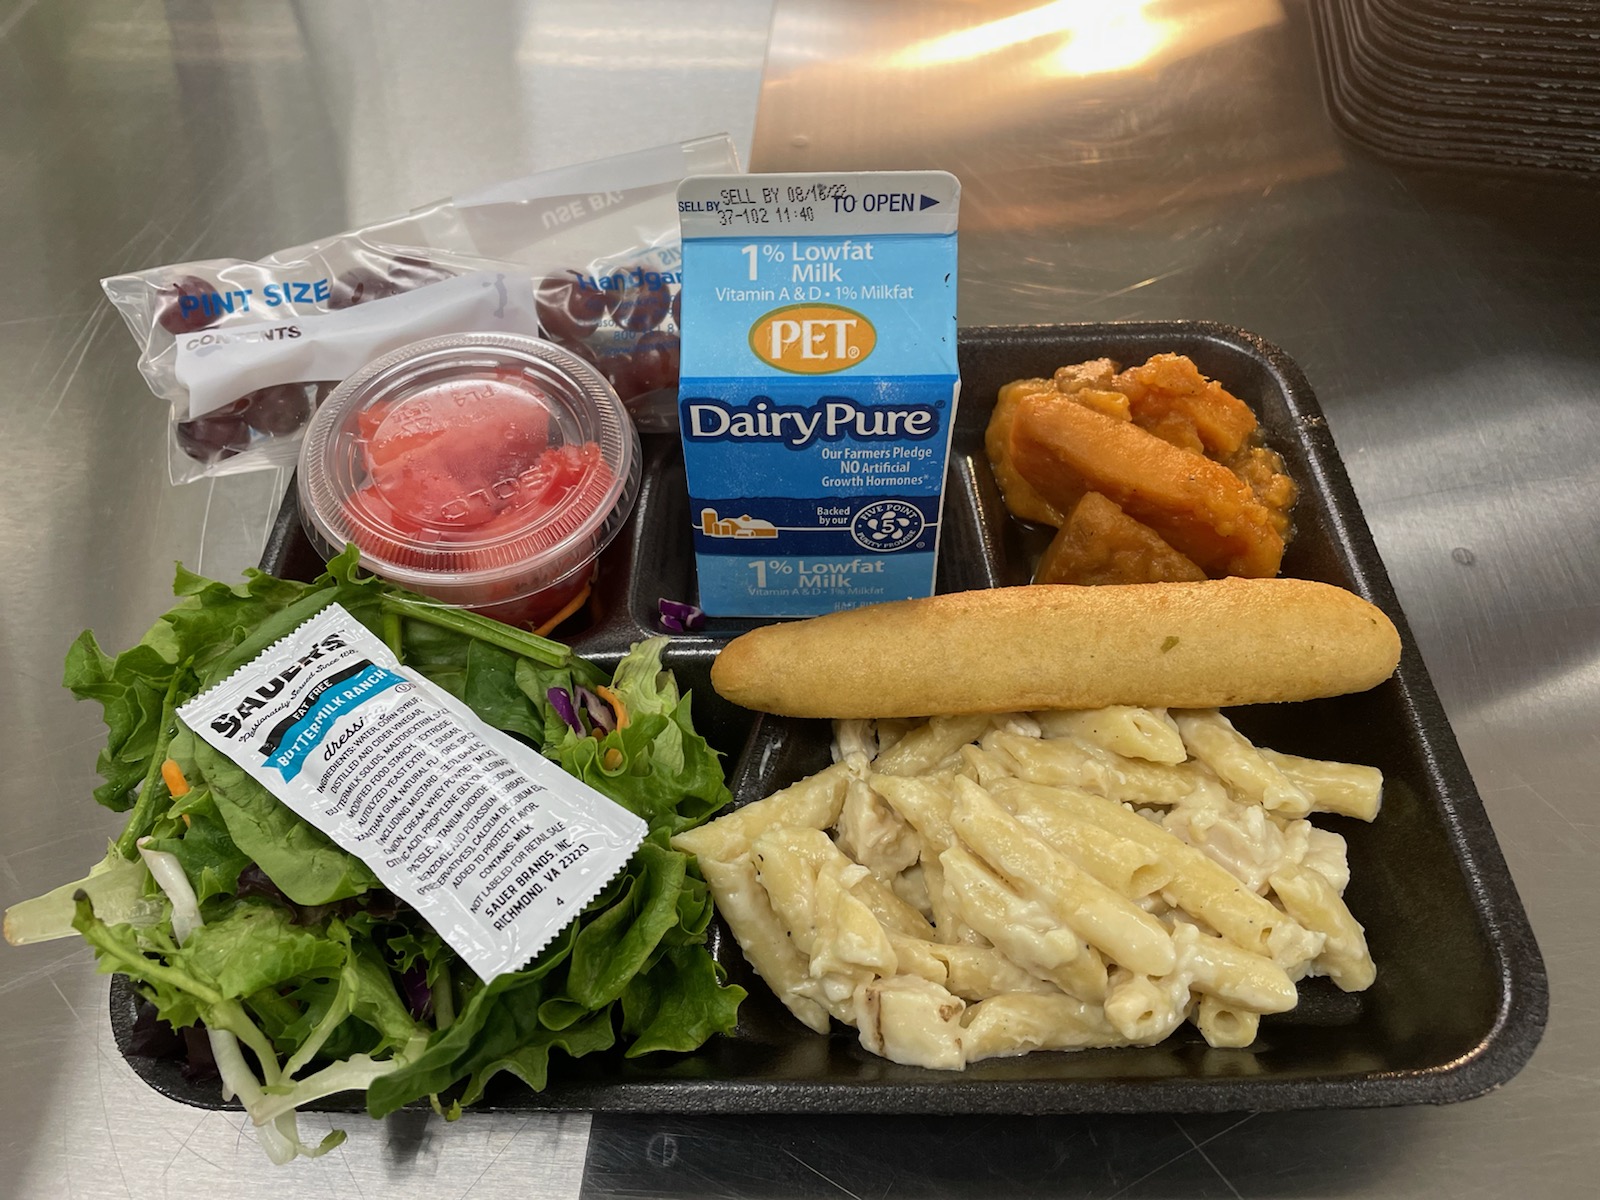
[297,332,640,630]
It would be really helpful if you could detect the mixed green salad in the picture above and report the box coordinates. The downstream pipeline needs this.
[3,547,742,1161]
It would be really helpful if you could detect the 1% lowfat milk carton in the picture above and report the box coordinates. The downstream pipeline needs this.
[676,171,960,616]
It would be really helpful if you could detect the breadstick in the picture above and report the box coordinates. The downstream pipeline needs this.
[710,579,1400,718]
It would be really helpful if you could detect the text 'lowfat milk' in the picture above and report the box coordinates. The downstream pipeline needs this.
[676,171,960,616]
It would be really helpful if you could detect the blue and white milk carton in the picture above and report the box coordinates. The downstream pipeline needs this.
[675,171,960,616]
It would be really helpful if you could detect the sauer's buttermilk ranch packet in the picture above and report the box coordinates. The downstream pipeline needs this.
[676,171,960,616]
[178,604,646,982]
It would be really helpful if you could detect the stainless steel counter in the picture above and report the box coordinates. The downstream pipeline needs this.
[2,1,1594,1196]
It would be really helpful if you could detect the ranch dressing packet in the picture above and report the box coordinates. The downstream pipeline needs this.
[177,603,646,982]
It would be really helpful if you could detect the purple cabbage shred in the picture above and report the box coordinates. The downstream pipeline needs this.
[547,686,583,734]
[236,864,398,926]
[658,597,705,632]
[398,963,434,1021]
[576,686,615,733]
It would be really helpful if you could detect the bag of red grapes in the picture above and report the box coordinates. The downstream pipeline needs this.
[101,227,541,483]
[101,135,741,482]
[441,134,740,432]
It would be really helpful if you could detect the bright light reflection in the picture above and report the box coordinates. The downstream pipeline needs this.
[1053,4,1171,75]
[893,0,1282,78]
[895,0,1170,73]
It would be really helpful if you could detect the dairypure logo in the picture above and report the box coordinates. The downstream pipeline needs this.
[749,303,876,374]
[683,396,939,447]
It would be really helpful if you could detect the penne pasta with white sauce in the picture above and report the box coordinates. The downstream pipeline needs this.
[673,706,1383,1071]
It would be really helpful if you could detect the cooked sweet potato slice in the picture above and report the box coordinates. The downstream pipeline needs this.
[1070,388,1132,422]
[1052,358,1118,395]
[1114,353,1258,457]
[1035,492,1206,585]
[1009,391,1286,578]
[986,379,1069,526]
[1226,443,1298,542]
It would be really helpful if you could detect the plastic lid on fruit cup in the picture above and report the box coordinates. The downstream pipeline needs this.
[297,332,640,612]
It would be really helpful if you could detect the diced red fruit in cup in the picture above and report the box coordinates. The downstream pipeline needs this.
[339,374,613,627]
[377,440,584,533]
[345,484,425,539]
[158,275,224,335]
[368,418,553,526]
[314,330,634,633]
[359,377,551,470]
[348,441,603,541]
[343,440,610,629]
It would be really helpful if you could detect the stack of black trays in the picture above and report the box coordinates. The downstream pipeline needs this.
[1308,0,1600,174]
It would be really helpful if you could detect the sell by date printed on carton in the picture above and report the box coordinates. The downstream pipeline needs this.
[676,170,961,617]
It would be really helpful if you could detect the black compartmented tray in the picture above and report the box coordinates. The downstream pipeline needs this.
[110,322,1547,1113]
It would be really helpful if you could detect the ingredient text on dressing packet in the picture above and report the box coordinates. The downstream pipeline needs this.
[178,604,646,981]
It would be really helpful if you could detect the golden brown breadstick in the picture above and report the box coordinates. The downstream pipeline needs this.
[709,579,1400,718]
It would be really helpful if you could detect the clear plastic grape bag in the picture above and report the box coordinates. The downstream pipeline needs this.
[101,135,742,481]
[435,134,741,431]
[101,234,538,483]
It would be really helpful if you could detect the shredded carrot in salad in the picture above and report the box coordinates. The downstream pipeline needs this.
[161,759,191,798]
[595,685,630,729]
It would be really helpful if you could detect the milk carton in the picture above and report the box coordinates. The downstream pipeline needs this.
[676,171,960,616]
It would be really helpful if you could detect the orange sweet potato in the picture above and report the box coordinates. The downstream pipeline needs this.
[1036,492,1206,585]
[1115,353,1258,457]
[986,379,1069,526]
[1052,358,1118,395]
[1227,442,1298,541]
[1009,391,1286,578]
